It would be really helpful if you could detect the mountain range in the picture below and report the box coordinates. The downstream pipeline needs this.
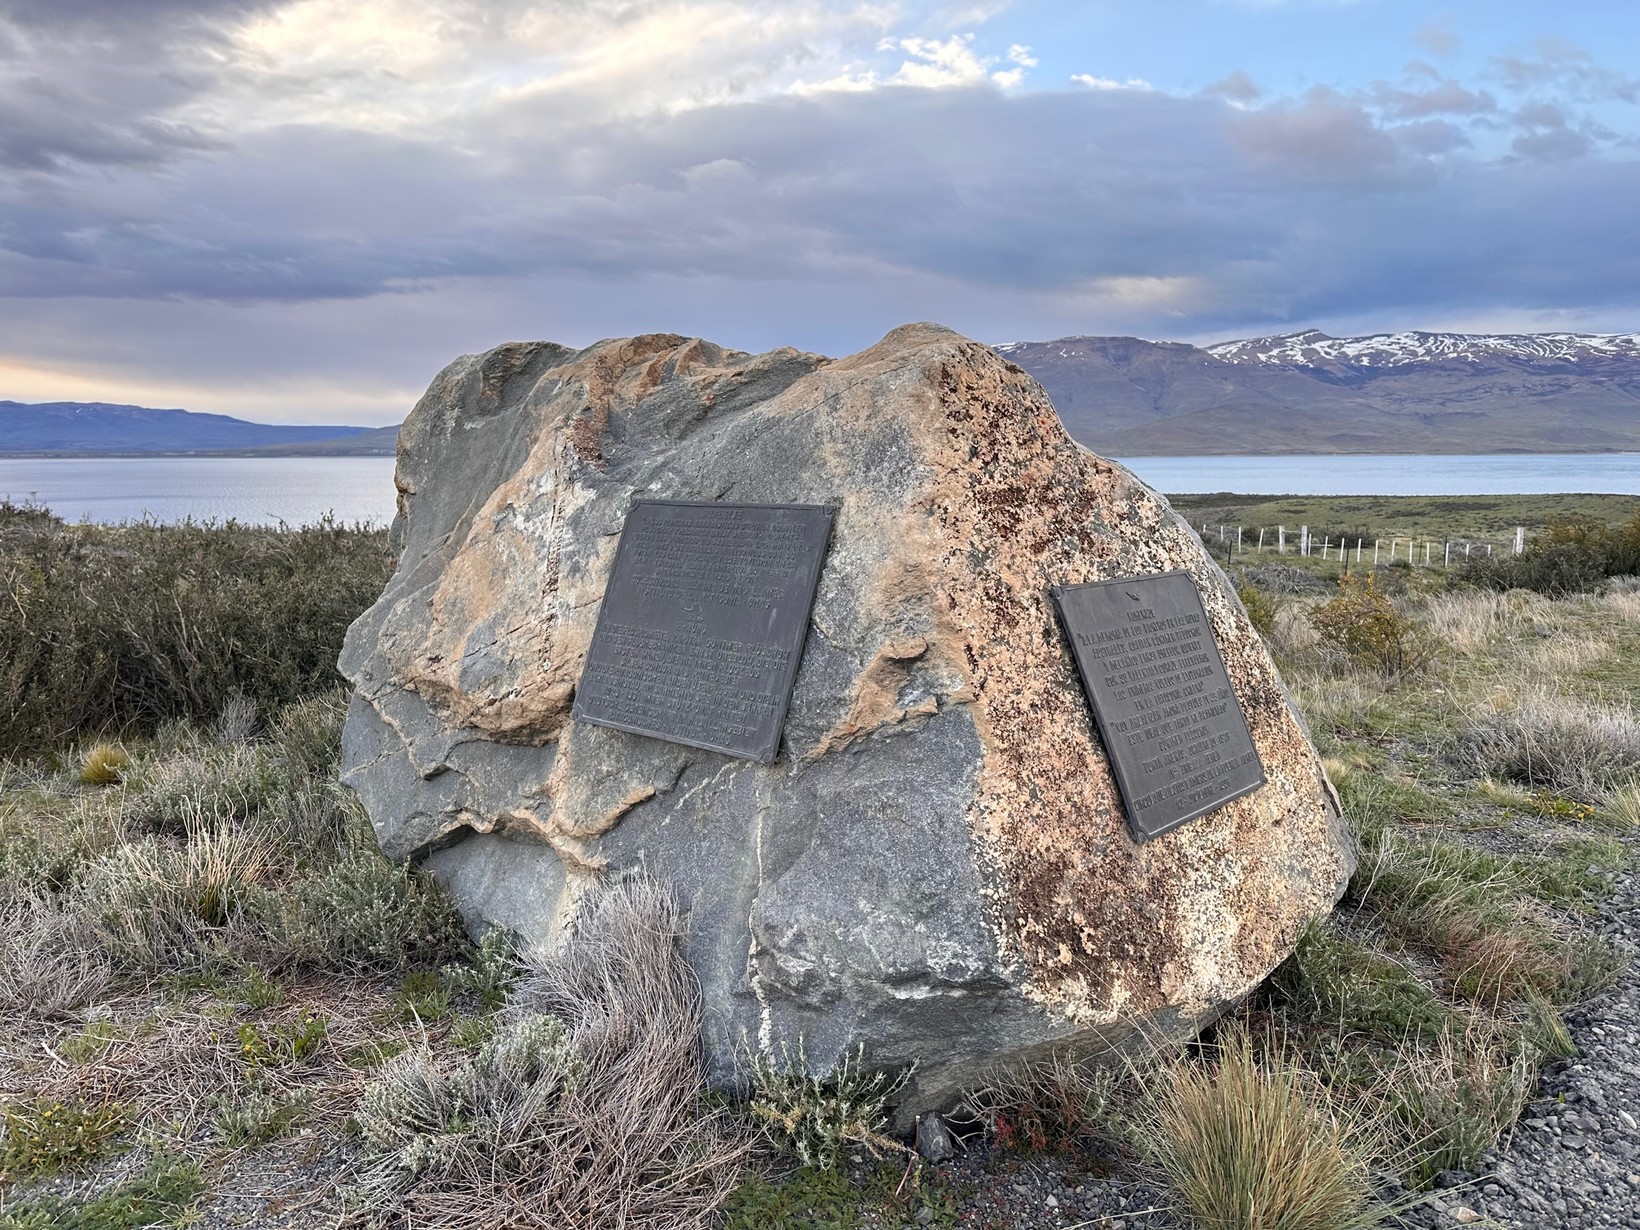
[0,401,396,455]
[997,329,1640,455]
[6,329,1640,456]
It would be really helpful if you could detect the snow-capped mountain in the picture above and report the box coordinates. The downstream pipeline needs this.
[994,330,1640,455]
[1205,329,1640,369]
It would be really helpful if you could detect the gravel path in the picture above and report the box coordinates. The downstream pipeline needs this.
[1402,849,1640,1230]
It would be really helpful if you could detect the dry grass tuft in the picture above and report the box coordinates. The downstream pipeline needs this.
[1527,633,1612,677]
[1468,687,1640,799]
[1425,591,1519,654]
[1600,587,1640,622]
[79,743,130,787]
[0,893,111,1017]
[350,876,750,1229]
[1137,1026,1385,1230]
[1388,1024,1536,1185]
[1599,779,1640,829]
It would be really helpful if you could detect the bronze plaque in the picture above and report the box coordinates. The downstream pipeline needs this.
[572,500,833,763]
[1053,570,1265,841]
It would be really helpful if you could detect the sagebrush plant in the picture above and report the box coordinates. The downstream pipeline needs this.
[1137,1027,1387,1230]
[210,1087,310,1148]
[351,877,750,1230]
[746,1041,911,1170]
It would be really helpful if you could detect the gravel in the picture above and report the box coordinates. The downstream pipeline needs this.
[1383,837,1640,1230]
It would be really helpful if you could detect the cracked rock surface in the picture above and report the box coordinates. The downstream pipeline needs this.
[338,322,1351,1114]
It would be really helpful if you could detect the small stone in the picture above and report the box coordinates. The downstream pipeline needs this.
[914,1208,935,1226]
[1619,1110,1637,1130]
[1450,1208,1481,1225]
[914,1111,955,1163]
[1046,1194,1059,1207]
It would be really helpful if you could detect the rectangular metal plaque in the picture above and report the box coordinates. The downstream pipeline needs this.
[571,500,833,763]
[1053,570,1265,841]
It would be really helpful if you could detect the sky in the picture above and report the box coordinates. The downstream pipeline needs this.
[2,0,1638,425]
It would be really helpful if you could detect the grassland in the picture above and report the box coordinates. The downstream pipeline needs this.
[1170,492,1640,543]
[0,498,1634,1229]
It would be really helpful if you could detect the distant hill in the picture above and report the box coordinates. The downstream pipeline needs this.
[996,330,1640,455]
[0,401,389,455]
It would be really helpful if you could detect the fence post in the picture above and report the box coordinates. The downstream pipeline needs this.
[1424,542,1431,565]
[1487,544,1492,557]
[1237,526,1244,554]
[1444,541,1451,566]
[1374,539,1380,564]
[1356,538,1363,563]
[1300,525,1309,556]
[1257,527,1265,552]
[1515,526,1525,555]
[1464,542,1472,559]
[1279,526,1286,555]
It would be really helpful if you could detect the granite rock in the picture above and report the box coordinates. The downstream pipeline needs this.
[338,323,1352,1116]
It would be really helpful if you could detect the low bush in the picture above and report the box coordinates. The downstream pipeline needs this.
[1310,573,1427,676]
[1458,512,1640,595]
[0,1098,130,1181]
[747,1042,910,1170]
[0,1155,205,1230]
[0,503,390,755]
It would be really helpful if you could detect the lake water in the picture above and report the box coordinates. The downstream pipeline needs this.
[0,457,401,526]
[1117,453,1640,496]
[1,453,1637,526]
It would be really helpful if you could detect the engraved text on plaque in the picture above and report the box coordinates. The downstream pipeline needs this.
[1053,570,1265,840]
[572,500,833,762]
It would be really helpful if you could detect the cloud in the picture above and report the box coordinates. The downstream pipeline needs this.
[2,3,1639,418]
[1071,74,1153,92]
[1414,23,1459,58]
[1202,71,1260,105]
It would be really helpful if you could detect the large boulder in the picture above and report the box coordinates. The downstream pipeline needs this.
[339,323,1351,1113]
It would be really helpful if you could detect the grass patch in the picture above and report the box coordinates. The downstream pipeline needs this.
[0,1157,205,1230]
[0,1099,130,1182]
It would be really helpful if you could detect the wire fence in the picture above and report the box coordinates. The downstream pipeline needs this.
[1192,523,1527,567]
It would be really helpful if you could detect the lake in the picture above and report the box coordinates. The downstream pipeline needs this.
[1,453,1637,526]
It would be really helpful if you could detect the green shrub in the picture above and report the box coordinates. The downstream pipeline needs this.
[1274,923,1454,1044]
[0,504,390,755]
[1459,512,1640,595]
[1237,584,1278,638]
[286,844,468,972]
[1311,573,1427,675]
[210,1087,310,1148]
